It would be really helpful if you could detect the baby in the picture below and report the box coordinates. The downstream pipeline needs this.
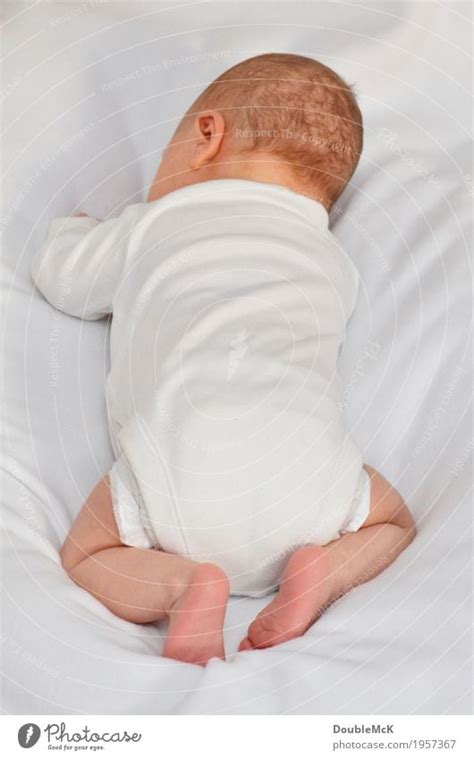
[32,53,415,665]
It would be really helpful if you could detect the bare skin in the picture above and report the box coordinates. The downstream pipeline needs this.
[60,478,229,666]
[145,109,330,209]
[60,466,415,664]
[238,465,415,651]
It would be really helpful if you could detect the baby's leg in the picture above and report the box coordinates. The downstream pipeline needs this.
[239,465,416,651]
[61,477,229,665]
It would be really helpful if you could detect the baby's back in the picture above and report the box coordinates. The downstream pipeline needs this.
[108,180,362,595]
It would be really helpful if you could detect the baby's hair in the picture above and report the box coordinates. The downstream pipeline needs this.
[187,53,363,207]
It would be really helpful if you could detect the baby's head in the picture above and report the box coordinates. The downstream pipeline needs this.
[149,53,363,210]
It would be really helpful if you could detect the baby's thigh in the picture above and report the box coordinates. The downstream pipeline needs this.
[60,476,123,572]
[360,464,407,528]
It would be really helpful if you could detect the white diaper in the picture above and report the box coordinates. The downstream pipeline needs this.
[340,467,371,534]
[109,455,155,551]
[109,453,371,598]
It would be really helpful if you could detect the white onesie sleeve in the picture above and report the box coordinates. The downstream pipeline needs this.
[31,204,141,320]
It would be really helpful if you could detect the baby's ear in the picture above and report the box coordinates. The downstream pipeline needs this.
[191,111,226,168]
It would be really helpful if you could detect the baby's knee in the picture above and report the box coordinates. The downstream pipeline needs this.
[403,510,417,545]
[196,562,230,590]
[60,540,81,575]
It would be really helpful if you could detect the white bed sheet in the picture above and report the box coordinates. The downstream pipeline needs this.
[1,0,472,714]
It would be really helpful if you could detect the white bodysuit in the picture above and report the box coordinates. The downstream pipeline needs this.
[32,179,370,596]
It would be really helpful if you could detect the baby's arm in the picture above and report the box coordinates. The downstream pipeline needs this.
[32,204,141,320]
[240,466,416,650]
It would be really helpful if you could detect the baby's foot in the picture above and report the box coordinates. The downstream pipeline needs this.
[239,545,336,651]
[163,563,229,666]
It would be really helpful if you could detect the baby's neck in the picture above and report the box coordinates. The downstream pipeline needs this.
[211,156,328,209]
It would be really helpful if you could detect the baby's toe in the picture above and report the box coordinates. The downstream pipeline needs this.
[238,637,253,652]
[246,609,291,649]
